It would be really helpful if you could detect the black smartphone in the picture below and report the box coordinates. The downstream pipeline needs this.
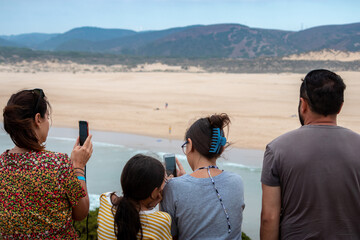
[164,154,176,177]
[79,120,89,146]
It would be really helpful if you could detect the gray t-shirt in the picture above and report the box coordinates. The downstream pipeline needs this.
[261,125,360,239]
[161,171,244,240]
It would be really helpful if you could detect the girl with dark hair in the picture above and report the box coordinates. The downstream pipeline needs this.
[97,154,172,240]
[161,113,245,239]
[0,89,93,239]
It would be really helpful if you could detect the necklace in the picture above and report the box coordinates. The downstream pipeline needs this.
[194,165,219,172]
[194,165,231,234]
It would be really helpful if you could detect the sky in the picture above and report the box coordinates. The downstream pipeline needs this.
[1,0,360,35]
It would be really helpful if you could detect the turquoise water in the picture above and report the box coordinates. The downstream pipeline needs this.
[0,128,263,240]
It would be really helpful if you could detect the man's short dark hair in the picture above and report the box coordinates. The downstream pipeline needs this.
[300,69,346,116]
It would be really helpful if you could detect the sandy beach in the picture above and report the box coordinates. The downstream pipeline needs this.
[1,70,359,150]
[0,69,359,240]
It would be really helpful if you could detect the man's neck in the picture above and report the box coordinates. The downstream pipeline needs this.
[305,115,337,126]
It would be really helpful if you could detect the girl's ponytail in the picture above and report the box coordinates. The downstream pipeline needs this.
[112,195,142,240]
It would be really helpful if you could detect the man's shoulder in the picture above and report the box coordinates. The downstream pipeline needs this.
[337,126,360,137]
[267,127,303,147]
[269,125,360,147]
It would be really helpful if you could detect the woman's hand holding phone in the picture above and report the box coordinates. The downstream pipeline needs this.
[166,157,186,180]
[164,154,186,179]
[176,157,186,177]
[71,135,93,169]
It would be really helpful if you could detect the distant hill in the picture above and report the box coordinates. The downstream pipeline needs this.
[134,24,292,58]
[56,26,196,53]
[39,27,136,50]
[285,22,360,53]
[1,23,359,58]
[0,33,59,48]
[0,37,20,47]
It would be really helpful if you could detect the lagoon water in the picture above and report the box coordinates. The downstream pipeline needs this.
[0,127,263,240]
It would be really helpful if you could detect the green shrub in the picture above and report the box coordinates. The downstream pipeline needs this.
[242,231,252,240]
[73,208,99,240]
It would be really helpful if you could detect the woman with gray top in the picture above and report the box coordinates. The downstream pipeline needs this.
[161,113,245,239]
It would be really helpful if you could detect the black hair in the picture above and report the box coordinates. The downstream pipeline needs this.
[185,113,230,159]
[112,154,165,240]
[3,89,51,151]
[300,69,346,116]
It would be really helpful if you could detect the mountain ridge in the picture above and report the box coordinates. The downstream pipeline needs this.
[1,23,359,58]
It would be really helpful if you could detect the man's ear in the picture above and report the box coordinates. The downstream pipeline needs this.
[300,97,308,113]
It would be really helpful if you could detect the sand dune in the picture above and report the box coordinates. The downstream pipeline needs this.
[0,70,359,150]
[283,49,360,62]
[0,61,204,73]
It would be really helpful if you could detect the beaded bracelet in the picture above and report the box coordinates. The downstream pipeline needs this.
[74,167,85,172]
[75,171,85,176]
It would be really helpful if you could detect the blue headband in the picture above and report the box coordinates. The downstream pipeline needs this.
[209,128,227,153]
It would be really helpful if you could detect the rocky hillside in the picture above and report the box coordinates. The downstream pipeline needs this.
[0,22,359,58]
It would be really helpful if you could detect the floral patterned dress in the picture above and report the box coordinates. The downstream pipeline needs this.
[0,150,86,239]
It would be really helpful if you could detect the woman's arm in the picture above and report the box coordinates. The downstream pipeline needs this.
[72,178,89,221]
[71,135,93,221]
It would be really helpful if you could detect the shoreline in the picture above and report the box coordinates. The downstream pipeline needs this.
[48,126,264,168]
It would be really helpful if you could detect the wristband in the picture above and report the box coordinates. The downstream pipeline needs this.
[77,176,86,181]
[75,171,85,175]
[74,168,85,172]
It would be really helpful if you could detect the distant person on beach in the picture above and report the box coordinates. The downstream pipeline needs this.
[0,89,93,239]
[97,154,172,240]
[161,113,245,239]
[260,69,360,239]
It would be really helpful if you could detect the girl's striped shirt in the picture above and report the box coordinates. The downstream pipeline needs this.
[97,192,172,240]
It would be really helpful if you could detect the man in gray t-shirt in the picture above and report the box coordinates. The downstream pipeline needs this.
[261,69,360,239]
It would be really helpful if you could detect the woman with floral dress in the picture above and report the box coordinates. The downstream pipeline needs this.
[0,89,93,239]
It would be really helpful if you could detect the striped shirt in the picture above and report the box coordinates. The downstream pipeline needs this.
[97,192,172,240]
